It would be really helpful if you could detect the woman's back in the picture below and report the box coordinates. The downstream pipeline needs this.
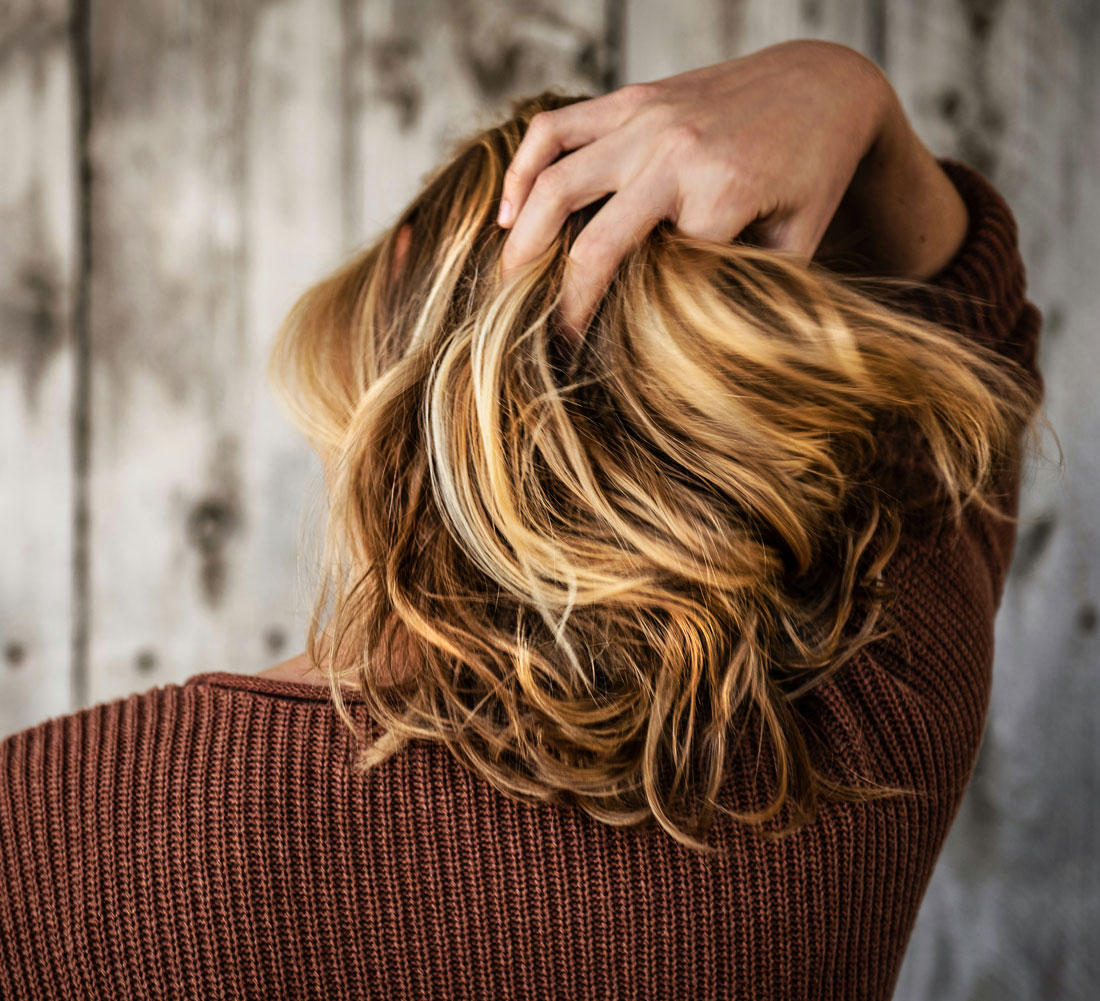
[0,158,1045,1000]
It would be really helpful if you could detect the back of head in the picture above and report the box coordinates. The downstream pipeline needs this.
[268,91,1041,854]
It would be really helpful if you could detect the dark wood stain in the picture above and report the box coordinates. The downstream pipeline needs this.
[955,0,1007,177]
[185,434,245,609]
[1045,304,1065,339]
[0,254,66,415]
[367,35,422,131]
[1012,510,1057,579]
[21,265,61,401]
[264,625,287,654]
[937,86,963,123]
[463,39,523,101]
[601,0,626,93]
[0,4,72,417]
[0,6,69,67]
[186,496,240,608]
[443,0,521,101]
[961,0,999,41]
[574,38,600,82]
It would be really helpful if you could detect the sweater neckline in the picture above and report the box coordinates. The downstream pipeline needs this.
[183,670,365,703]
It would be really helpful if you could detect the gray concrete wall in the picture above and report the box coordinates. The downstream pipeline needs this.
[1,1,1095,997]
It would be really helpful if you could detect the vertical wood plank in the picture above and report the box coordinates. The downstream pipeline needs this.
[84,0,345,704]
[235,0,346,680]
[0,0,76,737]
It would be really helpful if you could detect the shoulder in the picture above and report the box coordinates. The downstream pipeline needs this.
[255,651,332,686]
[0,682,205,839]
[0,681,195,972]
[1,679,187,766]
[0,677,393,993]
[0,671,361,786]
[0,677,343,858]
[0,677,363,935]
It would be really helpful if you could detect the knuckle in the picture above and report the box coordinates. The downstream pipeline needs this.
[566,238,596,272]
[568,233,611,278]
[633,96,674,130]
[658,121,704,157]
[725,154,761,199]
[502,237,530,274]
[618,80,656,106]
[531,163,568,202]
[526,110,555,137]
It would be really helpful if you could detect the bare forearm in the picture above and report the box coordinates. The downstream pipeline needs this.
[817,74,969,280]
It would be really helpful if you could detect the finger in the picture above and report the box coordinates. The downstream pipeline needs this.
[500,135,626,277]
[750,211,826,264]
[557,177,673,339]
[498,84,646,228]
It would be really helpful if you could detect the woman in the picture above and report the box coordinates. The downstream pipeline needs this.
[1,39,1047,1000]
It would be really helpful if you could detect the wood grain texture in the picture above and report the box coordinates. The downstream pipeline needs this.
[621,0,873,84]
[0,0,76,736]
[82,0,327,705]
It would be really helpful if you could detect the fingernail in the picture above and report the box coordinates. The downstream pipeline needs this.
[497,199,512,227]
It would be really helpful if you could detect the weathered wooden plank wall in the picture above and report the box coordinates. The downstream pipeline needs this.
[1,1,1095,997]
[0,0,77,742]
[84,0,341,710]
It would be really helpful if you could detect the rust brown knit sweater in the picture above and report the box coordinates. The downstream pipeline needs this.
[0,159,1044,1000]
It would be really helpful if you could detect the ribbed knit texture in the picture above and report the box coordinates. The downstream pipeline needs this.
[0,159,1045,1000]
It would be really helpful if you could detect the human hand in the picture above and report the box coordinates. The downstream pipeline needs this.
[497,39,895,338]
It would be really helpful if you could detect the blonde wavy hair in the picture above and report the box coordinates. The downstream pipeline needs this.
[268,90,1047,854]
